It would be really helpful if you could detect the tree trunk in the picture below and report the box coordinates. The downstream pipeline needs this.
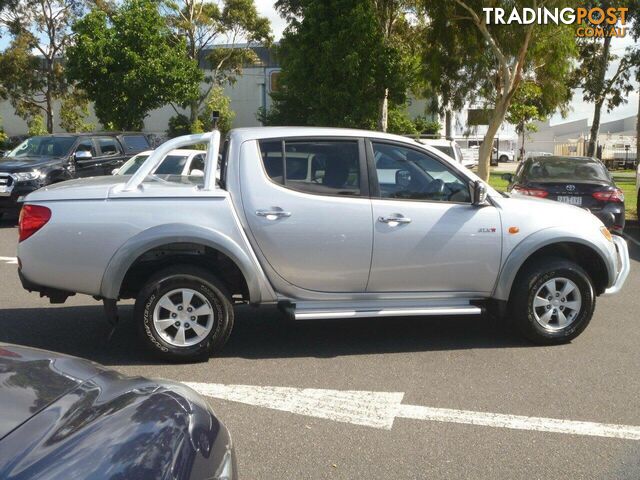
[189,99,199,125]
[445,109,452,139]
[587,100,604,158]
[477,99,509,181]
[587,35,612,157]
[46,59,54,133]
[378,88,388,132]
[519,124,526,161]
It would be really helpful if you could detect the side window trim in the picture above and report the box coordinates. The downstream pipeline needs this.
[258,136,370,198]
[365,138,473,205]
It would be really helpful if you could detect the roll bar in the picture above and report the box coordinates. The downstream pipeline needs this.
[122,129,221,192]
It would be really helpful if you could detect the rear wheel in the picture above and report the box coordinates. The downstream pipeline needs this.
[499,154,509,163]
[509,258,595,345]
[135,265,234,362]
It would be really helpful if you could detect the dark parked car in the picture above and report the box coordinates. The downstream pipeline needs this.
[0,343,236,480]
[503,155,625,232]
[0,132,150,218]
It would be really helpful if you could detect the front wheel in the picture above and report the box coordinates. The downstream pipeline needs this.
[135,265,234,362]
[509,258,595,345]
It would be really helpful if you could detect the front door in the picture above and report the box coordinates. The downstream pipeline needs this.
[241,138,373,293]
[367,140,502,294]
[73,137,100,177]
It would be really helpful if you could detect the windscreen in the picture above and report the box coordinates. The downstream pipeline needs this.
[118,155,149,175]
[8,136,76,158]
[154,155,189,175]
[523,157,611,182]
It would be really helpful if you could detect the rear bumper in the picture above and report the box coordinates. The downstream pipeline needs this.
[603,235,630,296]
[18,268,75,303]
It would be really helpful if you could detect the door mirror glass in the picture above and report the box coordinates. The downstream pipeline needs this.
[501,173,514,182]
[473,180,488,205]
[395,169,412,188]
[75,150,92,161]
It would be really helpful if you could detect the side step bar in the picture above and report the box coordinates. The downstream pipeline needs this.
[293,305,482,321]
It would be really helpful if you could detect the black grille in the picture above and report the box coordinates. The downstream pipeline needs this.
[0,175,13,187]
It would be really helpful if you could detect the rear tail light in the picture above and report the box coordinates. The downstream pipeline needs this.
[592,188,624,203]
[513,185,549,198]
[19,205,51,242]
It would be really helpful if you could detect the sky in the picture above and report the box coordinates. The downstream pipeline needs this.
[2,0,638,127]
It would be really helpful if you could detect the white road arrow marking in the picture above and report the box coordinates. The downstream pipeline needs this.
[0,256,17,265]
[185,382,640,441]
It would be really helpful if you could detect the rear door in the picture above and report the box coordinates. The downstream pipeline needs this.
[366,140,502,294]
[241,137,373,293]
[94,136,126,175]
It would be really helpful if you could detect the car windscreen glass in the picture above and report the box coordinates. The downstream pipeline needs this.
[523,158,610,183]
[8,136,76,158]
[154,155,189,175]
[118,155,149,175]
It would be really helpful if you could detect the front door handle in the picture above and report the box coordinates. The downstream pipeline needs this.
[378,214,411,224]
[256,208,292,220]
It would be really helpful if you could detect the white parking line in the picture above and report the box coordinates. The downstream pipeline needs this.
[185,382,640,441]
[0,256,17,265]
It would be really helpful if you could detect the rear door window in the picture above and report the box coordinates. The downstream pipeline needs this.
[258,139,362,197]
[96,137,121,156]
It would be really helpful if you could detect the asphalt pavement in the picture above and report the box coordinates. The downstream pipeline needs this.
[1,216,639,479]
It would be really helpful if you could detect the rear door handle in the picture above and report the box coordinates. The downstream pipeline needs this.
[256,208,292,219]
[378,214,411,224]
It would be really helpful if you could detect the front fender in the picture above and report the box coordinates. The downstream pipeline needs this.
[100,223,266,303]
[493,227,616,301]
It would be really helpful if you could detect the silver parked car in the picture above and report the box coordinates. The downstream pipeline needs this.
[17,127,630,361]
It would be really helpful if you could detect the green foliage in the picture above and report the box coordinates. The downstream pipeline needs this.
[200,86,234,136]
[164,0,272,122]
[270,0,417,129]
[167,87,234,137]
[387,106,417,135]
[66,0,203,130]
[59,90,94,133]
[419,0,578,179]
[0,0,82,132]
[167,114,192,137]
[27,115,47,136]
[413,116,440,135]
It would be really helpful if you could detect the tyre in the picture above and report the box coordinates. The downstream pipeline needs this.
[499,154,509,163]
[509,258,595,345]
[135,265,234,362]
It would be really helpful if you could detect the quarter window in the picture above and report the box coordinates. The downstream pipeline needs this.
[258,139,361,196]
[372,142,471,203]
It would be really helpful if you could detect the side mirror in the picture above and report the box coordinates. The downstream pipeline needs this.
[396,169,412,188]
[501,173,514,182]
[75,150,92,161]
[111,168,119,175]
[473,180,488,205]
[190,169,205,177]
